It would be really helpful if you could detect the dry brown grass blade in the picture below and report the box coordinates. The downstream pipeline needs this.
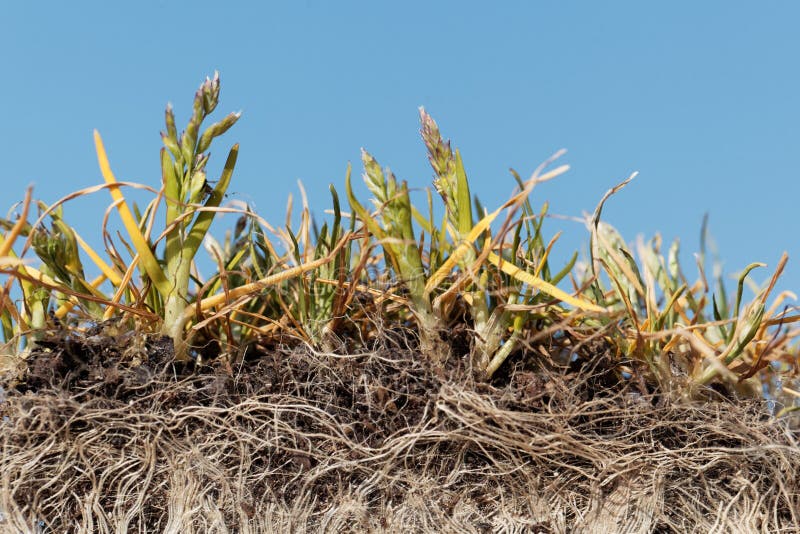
[589,172,638,273]
[314,278,410,306]
[0,266,159,321]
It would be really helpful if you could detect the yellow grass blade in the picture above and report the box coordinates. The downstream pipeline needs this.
[424,206,499,295]
[487,252,606,312]
[184,233,351,321]
[534,231,561,278]
[18,265,63,289]
[93,131,170,297]
[0,187,32,258]
[73,231,123,286]
[102,253,142,321]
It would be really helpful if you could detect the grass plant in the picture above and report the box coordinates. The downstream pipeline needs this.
[580,175,796,399]
[0,74,798,408]
[3,73,800,532]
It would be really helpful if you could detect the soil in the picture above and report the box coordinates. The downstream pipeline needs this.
[1,324,799,533]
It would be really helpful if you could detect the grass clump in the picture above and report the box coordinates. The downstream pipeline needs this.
[1,73,798,399]
[1,74,800,531]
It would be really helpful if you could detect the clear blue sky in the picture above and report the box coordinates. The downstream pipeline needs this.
[2,2,798,299]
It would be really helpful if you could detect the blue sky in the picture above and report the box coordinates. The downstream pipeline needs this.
[2,2,798,299]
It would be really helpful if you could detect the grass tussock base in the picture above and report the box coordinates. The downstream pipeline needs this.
[2,327,799,533]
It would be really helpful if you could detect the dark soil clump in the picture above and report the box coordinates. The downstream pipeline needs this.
[2,327,799,532]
